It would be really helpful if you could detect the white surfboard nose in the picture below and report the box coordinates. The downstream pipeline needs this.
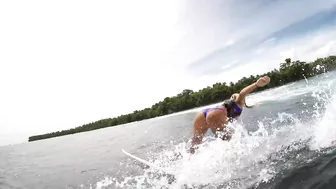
[122,149,175,175]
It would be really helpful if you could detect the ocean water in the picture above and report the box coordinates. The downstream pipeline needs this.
[1,72,336,189]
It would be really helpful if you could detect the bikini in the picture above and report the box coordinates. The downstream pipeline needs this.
[202,99,243,122]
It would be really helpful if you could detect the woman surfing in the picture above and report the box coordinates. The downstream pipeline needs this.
[190,76,271,153]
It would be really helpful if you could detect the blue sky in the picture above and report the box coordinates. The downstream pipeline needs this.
[173,0,336,79]
[0,0,335,146]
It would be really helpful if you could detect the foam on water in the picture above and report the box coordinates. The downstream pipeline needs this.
[102,114,312,189]
[310,82,336,150]
[95,74,336,189]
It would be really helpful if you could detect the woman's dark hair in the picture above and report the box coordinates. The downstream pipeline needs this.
[244,101,253,108]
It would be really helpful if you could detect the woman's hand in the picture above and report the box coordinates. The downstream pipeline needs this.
[236,76,271,103]
[256,76,270,87]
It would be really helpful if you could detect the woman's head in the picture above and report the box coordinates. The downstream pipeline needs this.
[231,93,246,105]
[230,93,239,100]
[230,93,252,108]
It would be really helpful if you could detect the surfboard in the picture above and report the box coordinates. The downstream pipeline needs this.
[121,149,175,175]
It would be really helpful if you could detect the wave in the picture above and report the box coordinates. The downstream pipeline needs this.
[96,74,336,189]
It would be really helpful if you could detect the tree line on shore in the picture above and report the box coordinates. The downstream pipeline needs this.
[28,55,336,142]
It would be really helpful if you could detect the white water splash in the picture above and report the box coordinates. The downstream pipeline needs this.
[95,73,336,189]
[101,112,316,189]
[310,92,336,150]
[96,177,114,189]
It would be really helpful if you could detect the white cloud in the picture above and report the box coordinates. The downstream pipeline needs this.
[0,0,184,145]
[168,0,336,69]
[0,0,336,146]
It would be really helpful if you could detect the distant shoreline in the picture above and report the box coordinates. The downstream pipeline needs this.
[28,55,336,142]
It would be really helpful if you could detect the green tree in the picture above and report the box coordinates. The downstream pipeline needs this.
[28,55,336,142]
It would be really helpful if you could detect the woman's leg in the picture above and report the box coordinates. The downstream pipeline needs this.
[210,124,233,141]
[190,112,208,153]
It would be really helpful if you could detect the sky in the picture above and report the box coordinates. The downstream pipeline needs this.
[0,0,336,146]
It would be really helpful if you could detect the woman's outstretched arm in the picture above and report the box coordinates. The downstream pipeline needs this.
[236,76,270,104]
